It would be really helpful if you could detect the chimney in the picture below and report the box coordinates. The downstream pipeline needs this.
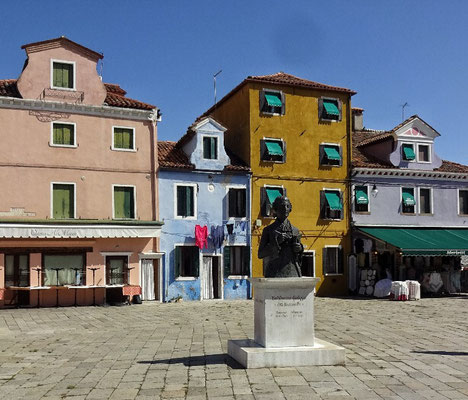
[352,108,364,131]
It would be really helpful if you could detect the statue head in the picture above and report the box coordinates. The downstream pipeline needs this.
[272,196,292,221]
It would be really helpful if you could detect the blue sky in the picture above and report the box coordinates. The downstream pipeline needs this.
[1,0,467,164]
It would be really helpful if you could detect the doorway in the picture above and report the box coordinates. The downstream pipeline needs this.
[141,258,160,301]
[201,255,221,300]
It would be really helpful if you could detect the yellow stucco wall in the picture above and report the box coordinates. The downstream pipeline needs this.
[211,81,352,296]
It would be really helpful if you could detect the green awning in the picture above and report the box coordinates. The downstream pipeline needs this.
[323,146,341,161]
[265,141,283,156]
[402,191,415,206]
[402,145,416,161]
[324,191,342,210]
[358,227,468,256]
[355,188,369,205]
[323,100,340,116]
[266,188,282,204]
[265,93,282,107]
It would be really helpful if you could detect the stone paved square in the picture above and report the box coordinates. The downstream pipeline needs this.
[0,297,467,399]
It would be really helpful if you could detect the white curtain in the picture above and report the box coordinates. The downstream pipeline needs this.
[43,254,83,286]
[141,259,155,301]
[201,257,214,300]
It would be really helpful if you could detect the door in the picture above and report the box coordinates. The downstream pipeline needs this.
[141,259,159,301]
[201,256,221,300]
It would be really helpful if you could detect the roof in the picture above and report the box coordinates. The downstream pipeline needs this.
[21,37,103,60]
[158,141,249,172]
[0,79,155,111]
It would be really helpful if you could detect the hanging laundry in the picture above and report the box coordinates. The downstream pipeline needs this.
[239,221,247,231]
[195,225,208,249]
[226,223,234,235]
[211,225,224,250]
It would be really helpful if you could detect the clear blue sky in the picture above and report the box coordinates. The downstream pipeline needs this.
[2,0,467,164]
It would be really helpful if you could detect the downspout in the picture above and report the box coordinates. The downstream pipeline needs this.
[346,95,353,291]
[149,109,160,248]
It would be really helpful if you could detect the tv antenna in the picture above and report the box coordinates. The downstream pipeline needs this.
[400,102,409,122]
[213,69,222,105]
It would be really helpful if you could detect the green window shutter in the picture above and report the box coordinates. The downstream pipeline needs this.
[265,93,282,107]
[402,189,415,206]
[177,186,186,216]
[54,124,74,145]
[324,191,342,211]
[266,188,282,205]
[402,144,416,161]
[186,186,194,216]
[53,63,62,87]
[53,124,63,144]
[53,63,73,88]
[355,187,369,205]
[174,247,181,278]
[265,141,284,156]
[114,187,134,218]
[210,137,217,159]
[53,184,74,219]
[203,137,210,158]
[323,146,341,161]
[114,128,133,149]
[223,247,231,277]
[63,125,73,145]
[323,100,340,117]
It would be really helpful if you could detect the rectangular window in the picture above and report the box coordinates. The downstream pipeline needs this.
[176,185,195,218]
[301,252,315,277]
[5,254,29,287]
[419,188,432,214]
[320,144,342,166]
[223,246,249,276]
[52,183,75,219]
[203,136,218,159]
[52,61,74,89]
[320,190,343,220]
[261,186,285,217]
[323,247,343,275]
[113,186,135,219]
[52,122,75,146]
[106,256,128,285]
[459,190,468,215]
[228,188,246,218]
[319,98,341,121]
[260,89,285,115]
[43,254,85,286]
[402,187,416,214]
[418,144,430,162]
[175,246,199,278]
[402,143,416,161]
[355,185,369,213]
[261,139,286,163]
[113,127,135,150]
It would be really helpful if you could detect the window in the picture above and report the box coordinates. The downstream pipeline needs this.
[223,246,249,276]
[323,247,343,275]
[319,98,341,121]
[106,256,128,285]
[354,185,369,213]
[402,143,416,161]
[113,186,135,219]
[52,183,75,219]
[401,187,416,214]
[203,136,218,160]
[260,89,285,115]
[260,139,286,163]
[261,186,285,217]
[43,254,85,286]
[320,144,342,166]
[419,188,432,214]
[5,254,29,287]
[418,144,430,162]
[175,246,199,278]
[459,190,468,215]
[51,122,75,147]
[113,127,135,151]
[176,184,196,218]
[228,188,246,218]
[301,252,315,277]
[320,190,343,220]
[52,61,74,89]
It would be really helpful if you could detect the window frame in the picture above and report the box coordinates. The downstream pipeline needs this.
[318,97,342,122]
[320,188,343,221]
[43,252,86,286]
[401,142,416,162]
[457,189,468,216]
[174,244,200,280]
[260,137,286,163]
[353,184,370,214]
[112,184,137,220]
[301,250,315,278]
[224,245,250,279]
[261,184,285,218]
[112,125,136,152]
[4,254,30,287]
[226,185,247,220]
[417,143,431,163]
[202,134,219,160]
[319,142,342,167]
[174,183,197,219]
[50,121,77,148]
[418,187,433,215]
[260,88,285,116]
[105,254,129,286]
[50,59,76,91]
[323,245,343,276]
[51,182,76,219]
[401,186,416,215]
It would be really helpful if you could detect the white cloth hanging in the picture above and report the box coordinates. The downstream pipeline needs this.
[141,259,155,301]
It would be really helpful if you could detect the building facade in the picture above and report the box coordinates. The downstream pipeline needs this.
[0,37,162,307]
[201,73,355,296]
[158,117,251,301]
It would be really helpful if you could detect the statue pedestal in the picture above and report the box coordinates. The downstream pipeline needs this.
[228,277,346,368]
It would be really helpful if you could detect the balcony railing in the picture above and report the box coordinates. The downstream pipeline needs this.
[40,88,85,103]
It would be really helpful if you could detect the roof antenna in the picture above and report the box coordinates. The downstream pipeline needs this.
[213,69,222,105]
[400,102,409,122]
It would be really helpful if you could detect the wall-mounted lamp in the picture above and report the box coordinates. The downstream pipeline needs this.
[371,184,379,197]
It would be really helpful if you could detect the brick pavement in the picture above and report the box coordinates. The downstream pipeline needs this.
[0,297,467,399]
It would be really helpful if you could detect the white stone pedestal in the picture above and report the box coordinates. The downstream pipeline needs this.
[228,277,346,368]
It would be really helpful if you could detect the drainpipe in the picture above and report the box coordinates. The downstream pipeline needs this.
[346,95,353,289]
[149,109,161,251]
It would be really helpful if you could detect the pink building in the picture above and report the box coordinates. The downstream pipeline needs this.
[0,37,162,307]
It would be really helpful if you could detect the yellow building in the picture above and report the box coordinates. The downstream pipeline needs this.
[203,72,355,295]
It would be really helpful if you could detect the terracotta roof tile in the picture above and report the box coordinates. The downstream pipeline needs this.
[0,79,21,98]
[436,160,468,173]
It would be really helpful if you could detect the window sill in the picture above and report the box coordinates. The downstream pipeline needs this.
[419,213,434,216]
[51,86,76,91]
[202,157,219,161]
[113,217,136,221]
[227,275,249,280]
[176,277,197,281]
[174,216,197,220]
[355,211,370,215]
[401,213,416,216]
[324,273,344,276]
[226,217,248,221]
[111,147,137,153]
[50,143,78,148]
[261,111,284,116]
[320,118,340,123]
[321,218,343,222]
[320,163,342,167]
[260,159,285,164]
[459,214,468,217]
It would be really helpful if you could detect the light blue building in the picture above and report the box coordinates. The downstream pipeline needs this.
[158,117,251,301]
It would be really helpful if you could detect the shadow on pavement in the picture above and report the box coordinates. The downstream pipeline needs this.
[138,354,244,369]
[412,350,468,356]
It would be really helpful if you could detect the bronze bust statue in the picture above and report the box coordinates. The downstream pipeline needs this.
[258,196,304,277]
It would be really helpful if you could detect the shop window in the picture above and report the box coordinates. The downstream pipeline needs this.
[301,252,315,277]
[44,254,85,286]
[319,98,341,121]
[175,184,196,218]
[320,144,342,166]
[203,136,218,160]
[112,126,135,151]
[418,144,430,162]
[228,188,246,218]
[260,89,285,115]
[106,255,128,285]
[175,246,199,278]
[323,247,343,275]
[261,186,285,217]
[52,183,75,219]
[113,186,135,219]
[223,246,249,276]
[52,61,74,89]
[459,190,468,215]
[260,138,286,163]
[354,185,369,213]
[402,187,416,214]
[5,254,29,287]
[419,188,432,214]
[52,122,76,147]
[320,190,343,220]
[402,143,416,161]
